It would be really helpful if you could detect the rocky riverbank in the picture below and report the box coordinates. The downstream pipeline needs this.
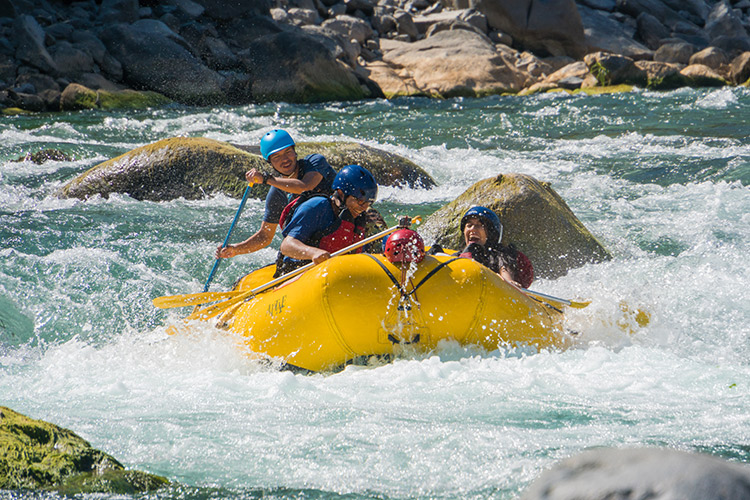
[2,0,750,113]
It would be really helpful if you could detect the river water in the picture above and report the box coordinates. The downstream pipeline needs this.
[1,88,749,499]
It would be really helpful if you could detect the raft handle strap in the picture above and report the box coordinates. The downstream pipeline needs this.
[363,255,461,297]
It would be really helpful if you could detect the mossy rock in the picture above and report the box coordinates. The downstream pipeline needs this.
[419,173,612,280]
[0,406,168,493]
[296,142,436,189]
[14,149,73,164]
[59,83,171,111]
[58,137,435,201]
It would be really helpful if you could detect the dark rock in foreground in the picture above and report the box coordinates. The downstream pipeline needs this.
[0,406,168,494]
[521,447,750,500]
[420,173,611,280]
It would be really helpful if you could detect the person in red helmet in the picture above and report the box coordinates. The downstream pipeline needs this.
[215,129,335,260]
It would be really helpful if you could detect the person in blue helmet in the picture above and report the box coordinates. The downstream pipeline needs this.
[274,164,378,277]
[435,206,534,288]
[215,129,336,259]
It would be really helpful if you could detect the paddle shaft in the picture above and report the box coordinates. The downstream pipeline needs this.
[188,221,409,320]
[202,184,252,293]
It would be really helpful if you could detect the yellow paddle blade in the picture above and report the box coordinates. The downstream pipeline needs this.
[187,290,252,320]
[152,290,243,309]
[522,289,591,309]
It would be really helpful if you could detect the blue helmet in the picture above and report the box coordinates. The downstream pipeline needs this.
[260,129,295,161]
[332,165,378,203]
[460,206,503,245]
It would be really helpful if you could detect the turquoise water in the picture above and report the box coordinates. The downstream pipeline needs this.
[1,87,749,499]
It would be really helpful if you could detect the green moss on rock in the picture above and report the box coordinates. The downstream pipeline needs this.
[0,406,168,494]
[97,89,172,110]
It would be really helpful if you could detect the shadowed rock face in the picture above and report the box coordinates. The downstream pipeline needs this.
[57,137,436,202]
[2,0,750,112]
[419,173,611,280]
[0,406,168,494]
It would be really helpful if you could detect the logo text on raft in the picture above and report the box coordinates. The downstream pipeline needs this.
[267,295,287,317]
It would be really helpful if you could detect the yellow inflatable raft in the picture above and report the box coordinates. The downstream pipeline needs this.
[212,253,571,372]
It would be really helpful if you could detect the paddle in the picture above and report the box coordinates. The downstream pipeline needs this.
[521,288,590,309]
[201,183,253,293]
[153,289,245,309]
[166,216,420,320]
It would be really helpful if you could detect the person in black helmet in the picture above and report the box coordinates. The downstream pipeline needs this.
[451,206,534,288]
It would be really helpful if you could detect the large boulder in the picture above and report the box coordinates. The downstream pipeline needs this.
[57,137,436,201]
[579,5,652,60]
[520,447,750,500]
[0,406,168,494]
[373,29,530,98]
[459,0,587,58]
[98,20,227,105]
[14,15,59,75]
[237,29,371,103]
[419,174,611,280]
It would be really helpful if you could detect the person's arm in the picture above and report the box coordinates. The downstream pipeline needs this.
[215,221,277,259]
[245,168,322,195]
[280,235,330,264]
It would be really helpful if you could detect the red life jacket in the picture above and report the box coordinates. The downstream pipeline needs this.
[273,196,367,277]
[318,219,366,253]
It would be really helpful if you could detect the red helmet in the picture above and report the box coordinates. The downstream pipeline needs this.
[384,229,425,264]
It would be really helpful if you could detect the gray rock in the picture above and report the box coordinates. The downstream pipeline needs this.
[322,14,374,44]
[578,0,617,11]
[637,11,671,50]
[98,0,140,24]
[71,30,108,66]
[617,0,691,30]
[171,0,205,19]
[654,41,695,65]
[15,72,59,93]
[520,447,750,500]
[711,35,750,59]
[99,21,226,105]
[192,0,271,21]
[393,9,419,40]
[689,46,728,68]
[580,6,652,59]
[475,0,587,58]
[238,28,369,102]
[50,41,95,78]
[46,21,75,41]
[14,15,58,74]
[425,19,490,40]
[705,1,748,41]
